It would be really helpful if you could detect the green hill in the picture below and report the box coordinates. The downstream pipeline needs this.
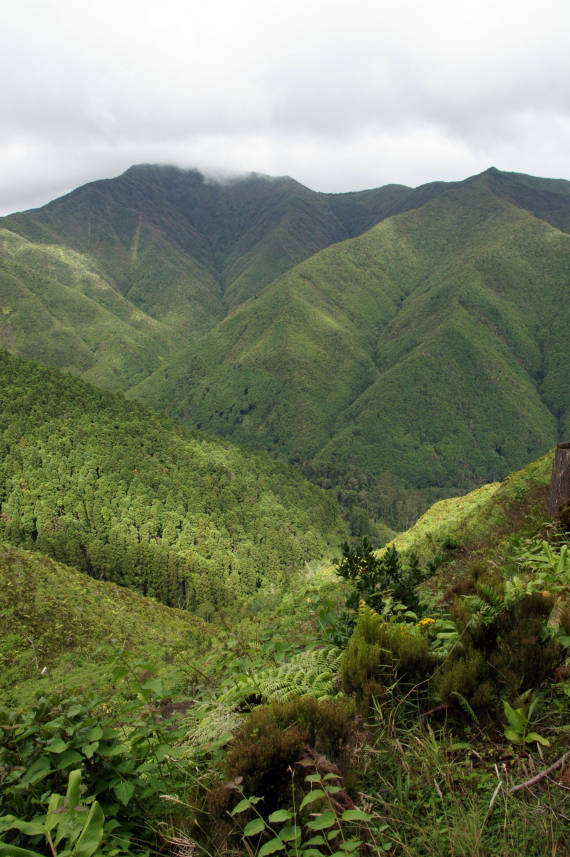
[132,170,570,530]
[0,351,342,614]
[0,540,212,706]
[3,165,570,532]
[0,165,424,388]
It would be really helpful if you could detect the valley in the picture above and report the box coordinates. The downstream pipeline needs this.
[2,164,570,856]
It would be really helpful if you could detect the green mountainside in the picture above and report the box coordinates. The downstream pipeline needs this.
[0,351,342,614]
[3,447,570,857]
[0,165,430,388]
[0,228,187,390]
[0,540,210,706]
[132,170,570,530]
[2,165,570,532]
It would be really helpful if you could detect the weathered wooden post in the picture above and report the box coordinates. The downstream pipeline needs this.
[548,442,570,517]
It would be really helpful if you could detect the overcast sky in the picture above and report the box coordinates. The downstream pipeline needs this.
[1,0,570,214]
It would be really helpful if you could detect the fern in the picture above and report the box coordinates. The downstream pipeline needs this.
[450,691,480,725]
[467,576,541,627]
[218,646,341,705]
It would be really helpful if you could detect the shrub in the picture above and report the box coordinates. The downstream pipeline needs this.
[433,589,562,713]
[340,605,434,707]
[208,697,355,818]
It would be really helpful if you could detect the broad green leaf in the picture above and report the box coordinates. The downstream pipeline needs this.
[22,757,51,784]
[0,845,42,857]
[243,818,266,836]
[278,825,300,842]
[47,738,68,754]
[0,819,45,836]
[306,811,336,830]
[305,774,322,783]
[111,667,129,681]
[526,732,550,747]
[300,850,325,857]
[305,836,326,846]
[324,785,342,794]
[323,773,341,781]
[66,769,82,810]
[96,742,124,758]
[73,801,105,857]
[327,828,341,840]
[80,744,99,761]
[45,794,65,832]
[504,726,521,744]
[258,838,286,857]
[299,789,325,810]
[267,810,294,823]
[57,750,84,769]
[230,798,252,816]
[114,781,135,806]
[503,702,527,733]
[84,726,103,742]
[341,809,373,822]
[142,678,164,697]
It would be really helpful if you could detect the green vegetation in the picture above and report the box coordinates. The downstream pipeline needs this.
[0,540,211,706]
[0,351,341,614]
[133,171,570,530]
[0,229,187,391]
[3,165,570,532]
[2,450,570,856]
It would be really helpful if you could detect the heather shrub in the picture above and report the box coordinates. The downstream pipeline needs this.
[340,605,434,707]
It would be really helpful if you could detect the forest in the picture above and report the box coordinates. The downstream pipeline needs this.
[0,351,341,614]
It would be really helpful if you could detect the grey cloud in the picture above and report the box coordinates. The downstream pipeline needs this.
[1,0,570,213]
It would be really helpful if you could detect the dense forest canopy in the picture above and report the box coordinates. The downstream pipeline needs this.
[0,351,341,613]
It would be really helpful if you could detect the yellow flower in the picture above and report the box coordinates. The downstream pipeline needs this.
[417,617,436,629]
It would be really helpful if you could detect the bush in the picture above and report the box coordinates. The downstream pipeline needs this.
[340,605,434,707]
[208,697,355,817]
[0,689,191,855]
[433,588,563,713]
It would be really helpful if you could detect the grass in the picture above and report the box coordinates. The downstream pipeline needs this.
[361,708,570,856]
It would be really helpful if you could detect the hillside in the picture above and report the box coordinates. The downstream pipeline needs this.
[0,165,384,347]
[3,446,570,857]
[0,350,342,614]
[3,165,570,533]
[0,540,211,706]
[132,170,570,529]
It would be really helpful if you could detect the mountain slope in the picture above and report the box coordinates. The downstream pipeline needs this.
[0,228,188,390]
[131,173,570,529]
[0,350,342,612]
[0,540,209,705]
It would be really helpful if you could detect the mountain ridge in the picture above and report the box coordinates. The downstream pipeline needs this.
[2,163,570,530]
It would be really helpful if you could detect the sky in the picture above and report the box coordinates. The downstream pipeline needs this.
[1,0,570,215]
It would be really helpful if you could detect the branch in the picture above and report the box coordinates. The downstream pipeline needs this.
[508,751,570,794]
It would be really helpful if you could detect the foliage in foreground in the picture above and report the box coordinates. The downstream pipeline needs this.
[3,452,570,856]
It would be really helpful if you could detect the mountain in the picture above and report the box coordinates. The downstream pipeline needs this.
[0,351,342,614]
[2,164,570,531]
[131,169,570,529]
